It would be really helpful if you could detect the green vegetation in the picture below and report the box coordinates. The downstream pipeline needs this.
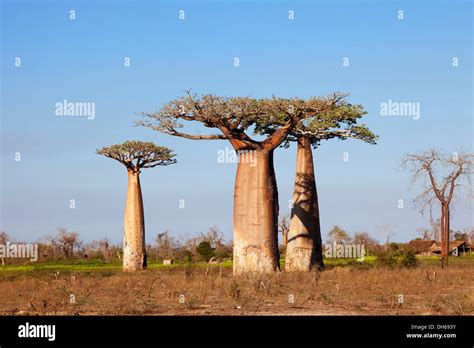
[0,254,472,273]
[195,241,215,262]
[399,249,419,268]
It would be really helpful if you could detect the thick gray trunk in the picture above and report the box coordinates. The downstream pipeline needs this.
[123,171,146,271]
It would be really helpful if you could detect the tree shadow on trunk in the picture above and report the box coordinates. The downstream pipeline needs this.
[288,172,324,269]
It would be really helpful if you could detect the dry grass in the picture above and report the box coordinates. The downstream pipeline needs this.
[0,263,472,316]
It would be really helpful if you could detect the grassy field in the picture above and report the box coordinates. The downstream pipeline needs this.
[0,259,235,272]
[0,255,472,316]
[1,254,473,272]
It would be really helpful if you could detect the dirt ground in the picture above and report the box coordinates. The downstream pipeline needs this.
[0,263,473,316]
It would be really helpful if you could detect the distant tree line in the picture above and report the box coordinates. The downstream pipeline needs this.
[1,222,473,266]
[0,227,233,265]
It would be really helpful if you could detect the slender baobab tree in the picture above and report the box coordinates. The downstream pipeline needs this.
[402,149,473,266]
[138,92,315,274]
[257,94,377,271]
[97,141,176,271]
[278,215,290,248]
[0,231,9,266]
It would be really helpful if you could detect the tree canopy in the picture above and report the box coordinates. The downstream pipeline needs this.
[137,91,309,151]
[255,93,378,147]
[327,225,351,244]
[96,140,176,172]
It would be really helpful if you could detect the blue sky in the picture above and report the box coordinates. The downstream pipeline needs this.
[1,0,472,244]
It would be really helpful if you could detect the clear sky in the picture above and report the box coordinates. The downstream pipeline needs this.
[1,0,472,245]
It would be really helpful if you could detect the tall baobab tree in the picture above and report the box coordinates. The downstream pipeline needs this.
[97,141,176,271]
[138,92,316,274]
[402,149,473,266]
[257,94,377,271]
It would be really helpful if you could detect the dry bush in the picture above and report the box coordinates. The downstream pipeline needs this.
[0,263,472,315]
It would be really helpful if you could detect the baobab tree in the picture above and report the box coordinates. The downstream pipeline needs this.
[257,94,377,271]
[278,214,290,248]
[402,149,473,266]
[0,231,9,266]
[138,92,316,274]
[97,141,176,271]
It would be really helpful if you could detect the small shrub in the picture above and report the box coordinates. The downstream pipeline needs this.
[375,249,398,268]
[387,243,401,252]
[195,241,215,262]
[375,248,419,269]
[399,249,419,268]
[182,251,193,263]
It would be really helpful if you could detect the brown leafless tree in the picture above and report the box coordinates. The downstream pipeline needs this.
[417,228,432,241]
[155,230,177,260]
[402,149,473,266]
[42,228,82,259]
[352,232,379,254]
[278,215,290,248]
[429,214,441,242]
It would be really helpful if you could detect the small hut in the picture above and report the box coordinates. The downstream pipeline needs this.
[407,240,439,256]
[448,240,469,256]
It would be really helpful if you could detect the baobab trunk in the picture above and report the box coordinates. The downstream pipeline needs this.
[286,137,324,271]
[233,149,280,275]
[123,170,146,271]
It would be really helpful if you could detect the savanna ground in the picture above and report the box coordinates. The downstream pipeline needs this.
[0,256,473,316]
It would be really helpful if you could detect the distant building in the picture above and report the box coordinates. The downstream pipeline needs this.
[407,240,439,256]
[407,239,471,257]
[448,240,470,256]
